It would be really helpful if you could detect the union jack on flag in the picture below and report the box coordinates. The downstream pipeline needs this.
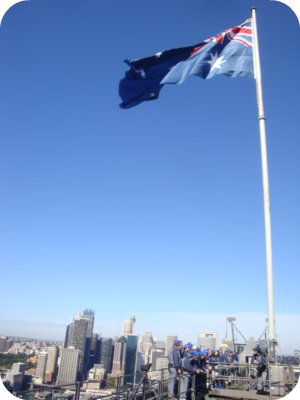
[119,18,254,109]
[206,18,252,47]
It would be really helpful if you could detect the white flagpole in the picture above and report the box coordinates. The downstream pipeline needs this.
[251,8,276,358]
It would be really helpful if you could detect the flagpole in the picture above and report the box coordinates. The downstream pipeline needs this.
[251,8,276,359]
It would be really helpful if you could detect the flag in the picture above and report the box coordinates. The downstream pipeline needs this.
[119,18,253,109]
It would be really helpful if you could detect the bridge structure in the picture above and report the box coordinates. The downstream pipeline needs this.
[14,361,299,400]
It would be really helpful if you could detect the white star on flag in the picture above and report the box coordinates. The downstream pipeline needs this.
[137,69,146,78]
[207,52,226,71]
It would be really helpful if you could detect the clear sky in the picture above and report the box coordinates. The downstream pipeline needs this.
[0,0,299,354]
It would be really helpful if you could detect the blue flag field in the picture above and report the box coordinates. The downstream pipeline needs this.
[119,18,253,109]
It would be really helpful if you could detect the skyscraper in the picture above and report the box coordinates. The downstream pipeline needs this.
[56,347,80,385]
[82,309,95,338]
[89,333,99,369]
[0,336,14,353]
[82,309,95,373]
[112,336,127,375]
[100,338,114,373]
[45,345,59,383]
[140,332,153,365]
[64,323,74,349]
[153,340,166,352]
[149,354,169,381]
[124,334,138,386]
[0,336,6,353]
[35,351,48,384]
[140,332,153,353]
[10,363,26,391]
[166,335,178,356]
[72,316,89,354]
[197,332,218,350]
[123,314,136,336]
[64,314,89,376]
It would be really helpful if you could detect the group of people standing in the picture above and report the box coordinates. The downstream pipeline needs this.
[167,339,268,399]
[167,340,217,400]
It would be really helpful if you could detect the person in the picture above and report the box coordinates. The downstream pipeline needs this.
[218,350,228,388]
[252,346,268,395]
[181,350,201,400]
[211,350,222,388]
[168,339,183,399]
[193,351,209,400]
[182,343,193,357]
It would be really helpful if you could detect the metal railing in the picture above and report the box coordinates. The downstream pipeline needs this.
[14,362,299,400]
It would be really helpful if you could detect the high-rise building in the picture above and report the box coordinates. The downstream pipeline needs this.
[112,336,127,375]
[5,338,14,352]
[10,363,26,391]
[56,347,80,385]
[82,310,95,373]
[153,340,166,352]
[124,334,138,386]
[64,323,73,348]
[0,336,14,353]
[35,351,48,383]
[197,332,218,351]
[89,333,99,369]
[45,345,59,383]
[166,335,178,356]
[71,316,89,354]
[149,355,169,381]
[150,350,166,371]
[94,337,102,365]
[140,332,153,353]
[139,332,153,365]
[82,309,95,338]
[100,338,114,373]
[0,336,7,353]
[123,314,136,336]
[64,314,89,376]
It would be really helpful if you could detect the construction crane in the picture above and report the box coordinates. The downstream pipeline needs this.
[226,317,247,353]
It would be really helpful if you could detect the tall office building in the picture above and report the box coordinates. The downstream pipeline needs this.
[94,336,102,365]
[82,309,95,338]
[150,350,165,371]
[140,332,153,353]
[71,316,89,354]
[0,336,6,353]
[124,334,138,386]
[153,340,166,352]
[0,336,14,353]
[45,345,59,383]
[56,347,80,385]
[10,363,26,391]
[11,362,26,376]
[166,335,178,356]
[112,336,127,374]
[89,333,99,369]
[64,323,74,348]
[140,332,153,365]
[35,351,48,383]
[100,338,114,373]
[123,314,136,336]
[149,355,169,381]
[197,332,218,350]
[82,309,95,372]
[64,314,89,376]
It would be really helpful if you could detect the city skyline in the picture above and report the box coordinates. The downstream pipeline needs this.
[1,310,300,354]
[1,0,299,364]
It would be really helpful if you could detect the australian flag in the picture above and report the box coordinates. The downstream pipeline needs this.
[119,18,253,109]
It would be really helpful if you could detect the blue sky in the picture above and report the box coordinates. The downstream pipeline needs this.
[0,0,299,353]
